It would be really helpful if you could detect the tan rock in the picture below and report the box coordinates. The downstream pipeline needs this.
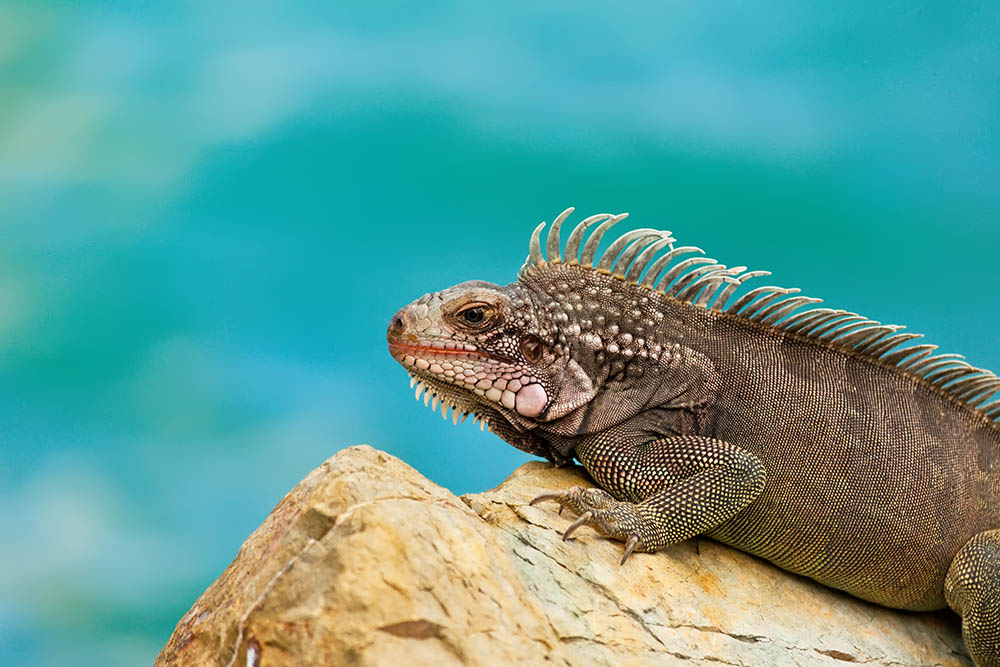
[157,445,969,666]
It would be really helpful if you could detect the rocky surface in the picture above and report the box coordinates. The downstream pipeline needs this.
[157,445,969,666]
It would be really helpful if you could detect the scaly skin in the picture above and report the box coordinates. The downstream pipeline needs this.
[387,209,1000,665]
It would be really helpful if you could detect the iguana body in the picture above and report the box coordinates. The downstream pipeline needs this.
[387,209,1000,665]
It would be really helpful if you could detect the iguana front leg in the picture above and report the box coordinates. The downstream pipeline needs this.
[532,431,766,563]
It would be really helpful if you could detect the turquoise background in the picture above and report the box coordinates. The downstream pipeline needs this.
[2,2,998,664]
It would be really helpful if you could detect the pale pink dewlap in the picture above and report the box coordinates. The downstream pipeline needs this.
[515,383,547,417]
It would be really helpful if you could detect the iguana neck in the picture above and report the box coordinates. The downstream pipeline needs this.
[520,264,722,450]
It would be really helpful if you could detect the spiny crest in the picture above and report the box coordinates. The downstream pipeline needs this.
[520,207,1000,423]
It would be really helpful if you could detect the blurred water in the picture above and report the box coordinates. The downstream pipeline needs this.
[2,1,998,664]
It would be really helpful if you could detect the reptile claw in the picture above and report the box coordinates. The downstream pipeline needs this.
[563,511,593,541]
[621,535,639,565]
[529,491,567,515]
[529,493,558,506]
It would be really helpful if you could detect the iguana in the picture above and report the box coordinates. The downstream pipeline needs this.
[386,208,1000,665]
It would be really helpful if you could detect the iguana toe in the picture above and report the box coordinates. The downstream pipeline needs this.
[530,486,650,562]
[529,486,618,514]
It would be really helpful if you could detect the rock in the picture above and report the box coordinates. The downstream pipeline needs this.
[156,445,968,666]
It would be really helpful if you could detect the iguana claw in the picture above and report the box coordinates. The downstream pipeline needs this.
[530,492,567,515]
[529,491,564,507]
[562,511,593,541]
[621,535,640,565]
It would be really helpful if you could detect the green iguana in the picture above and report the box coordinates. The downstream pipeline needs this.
[386,208,1000,665]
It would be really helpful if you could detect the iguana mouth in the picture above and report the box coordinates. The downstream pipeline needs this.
[388,339,482,358]
[387,339,515,365]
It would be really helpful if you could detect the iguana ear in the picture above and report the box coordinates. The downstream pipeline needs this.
[542,358,597,420]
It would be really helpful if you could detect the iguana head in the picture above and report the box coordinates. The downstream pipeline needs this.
[387,278,597,436]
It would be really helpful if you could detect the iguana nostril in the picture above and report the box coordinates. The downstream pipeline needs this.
[389,313,406,336]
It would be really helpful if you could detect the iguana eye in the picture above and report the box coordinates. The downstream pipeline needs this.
[520,334,543,363]
[460,306,484,324]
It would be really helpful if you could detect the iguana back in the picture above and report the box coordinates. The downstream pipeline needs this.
[387,209,1000,665]
[657,289,1000,610]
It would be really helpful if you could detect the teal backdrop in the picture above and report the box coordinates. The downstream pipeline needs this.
[2,2,998,665]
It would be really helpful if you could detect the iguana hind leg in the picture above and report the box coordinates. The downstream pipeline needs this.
[946,529,1000,667]
[531,433,766,563]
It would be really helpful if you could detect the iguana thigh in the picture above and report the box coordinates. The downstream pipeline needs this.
[946,529,1000,667]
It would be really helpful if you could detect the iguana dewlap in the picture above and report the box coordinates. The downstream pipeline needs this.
[387,208,1000,666]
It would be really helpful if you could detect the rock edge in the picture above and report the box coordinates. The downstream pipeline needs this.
[156,445,968,666]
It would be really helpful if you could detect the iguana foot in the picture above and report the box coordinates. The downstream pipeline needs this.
[530,486,647,564]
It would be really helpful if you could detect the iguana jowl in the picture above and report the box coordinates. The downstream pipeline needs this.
[386,208,1000,665]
